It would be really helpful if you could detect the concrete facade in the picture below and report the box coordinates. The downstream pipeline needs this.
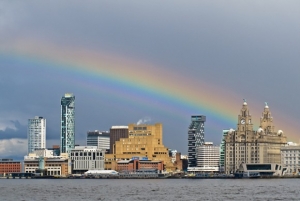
[196,142,220,172]
[105,123,176,171]
[27,116,46,154]
[70,146,105,174]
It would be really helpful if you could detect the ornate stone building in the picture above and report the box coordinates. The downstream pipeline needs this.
[224,100,287,174]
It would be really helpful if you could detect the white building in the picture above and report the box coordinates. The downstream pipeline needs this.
[27,116,46,154]
[194,142,220,172]
[281,143,300,174]
[70,146,105,174]
[87,130,110,150]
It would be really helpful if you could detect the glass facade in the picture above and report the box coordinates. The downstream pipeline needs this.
[219,129,229,172]
[60,93,75,155]
[188,115,206,167]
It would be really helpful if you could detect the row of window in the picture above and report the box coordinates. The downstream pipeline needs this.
[70,152,103,156]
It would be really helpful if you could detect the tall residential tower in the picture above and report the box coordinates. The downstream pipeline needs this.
[27,116,46,154]
[61,93,75,154]
[188,115,206,167]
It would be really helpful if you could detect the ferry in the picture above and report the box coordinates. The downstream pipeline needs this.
[234,171,260,178]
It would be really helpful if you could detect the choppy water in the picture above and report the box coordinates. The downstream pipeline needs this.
[0,178,299,201]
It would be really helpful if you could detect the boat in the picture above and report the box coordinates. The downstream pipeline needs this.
[234,171,260,178]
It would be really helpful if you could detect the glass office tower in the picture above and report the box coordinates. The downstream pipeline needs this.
[61,93,75,155]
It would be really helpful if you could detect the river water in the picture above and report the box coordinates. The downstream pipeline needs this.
[0,178,298,201]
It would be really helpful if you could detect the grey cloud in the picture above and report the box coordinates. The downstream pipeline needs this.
[1,1,300,155]
[0,121,27,139]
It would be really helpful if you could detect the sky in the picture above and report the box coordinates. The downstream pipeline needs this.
[1,1,300,159]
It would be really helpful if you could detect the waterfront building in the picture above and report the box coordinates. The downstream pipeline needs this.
[105,123,176,171]
[238,163,288,176]
[24,152,69,176]
[224,100,287,174]
[109,126,128,154]
[87,130,110,150]
[281,144,300,174]
[0,159,22,175]
[194,142,220,172]
[70,146,105,174]
[27,116,46,154]
[116,158,164,172]
[61,93,75,155]
[188,115,206,167]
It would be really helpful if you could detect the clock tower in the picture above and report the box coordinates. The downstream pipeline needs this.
[259,102,275,134]
[237,99,253,132]
[224,100,287,174]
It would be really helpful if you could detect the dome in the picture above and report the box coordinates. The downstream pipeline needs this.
[277,130,283,135]
[228,128,235,134]
[257,128,264,134]
[243,101,247,106]
[265,102,269,109]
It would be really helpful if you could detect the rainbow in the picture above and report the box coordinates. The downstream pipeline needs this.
[1,39,299,141]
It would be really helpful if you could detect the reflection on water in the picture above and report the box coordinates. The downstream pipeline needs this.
[0,179,299,201]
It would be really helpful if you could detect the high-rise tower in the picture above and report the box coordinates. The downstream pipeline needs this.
[60,93,75,155]
[109,126,128,154]
[188,115,206,167]
[27,116,46,154]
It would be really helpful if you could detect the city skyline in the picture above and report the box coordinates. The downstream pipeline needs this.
[1,1,300,159]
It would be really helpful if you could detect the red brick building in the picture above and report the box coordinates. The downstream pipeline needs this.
[116,159,164,172]
[0,159,22,175]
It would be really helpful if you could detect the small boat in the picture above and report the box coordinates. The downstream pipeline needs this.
[234,171,260,178]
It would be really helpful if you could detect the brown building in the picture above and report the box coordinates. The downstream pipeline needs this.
[116,159,164,172]
[173,152,183,171]
[105,123,176,171]
[0,159,22,175]
[224,101,287,174]
[109,126,128,154]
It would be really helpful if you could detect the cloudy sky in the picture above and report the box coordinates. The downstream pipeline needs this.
[1,1,300,159]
